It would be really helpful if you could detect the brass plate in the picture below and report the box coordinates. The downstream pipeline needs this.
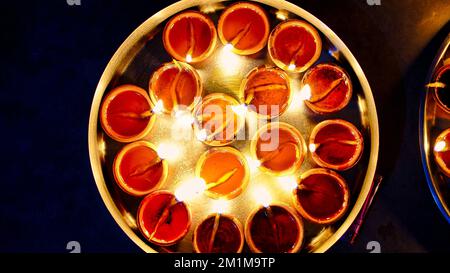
[420,33,450,223]
[88,0,379,252]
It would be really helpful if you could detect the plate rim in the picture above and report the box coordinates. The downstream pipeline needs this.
[88,0,380,253]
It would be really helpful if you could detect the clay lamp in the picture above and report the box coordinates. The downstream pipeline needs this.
[193,213,244,253]
[433,128,450,177]
[302,63,352,114]
[149,61,202,114]
[100,84,155,142]
[137,190,191,246]
[430,64,450,113]
[218,2,270,55]
[195,147,249,200]
[240,66,291,119]
[293,168,350,225]
[309,119,364,171]
[268,20,322,73]
[245,203,304,253]
[113,141,167,196]
[251,122,306,176]
[193,93,245,146]
[163,11,217,63]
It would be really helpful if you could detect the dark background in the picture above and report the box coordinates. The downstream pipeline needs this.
[1,0,449,252]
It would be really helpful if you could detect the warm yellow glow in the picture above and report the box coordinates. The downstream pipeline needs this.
[435,140,447,152]
[211,199,230,214]
[252,186,272,208]
[287,84,311,113]
[245,155,261,174]
[276,10,289,21]
[152,100,164,115]
[196,129,208,141]
[157,142,182,161]
[175,177,207,202]
[186,54,193,63]
[224,43,233,51]
[277,176,298,192]
[299,84,312,101]
[217,45,243,76]
[174,109,195,125]
[309,143,317,153]
[288,64,296,71]
[231,104,248,117]
[98,139,106,158]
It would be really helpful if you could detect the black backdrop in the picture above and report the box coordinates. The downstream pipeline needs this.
[1,0,449,252]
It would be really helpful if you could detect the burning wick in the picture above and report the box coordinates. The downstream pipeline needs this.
[288,64,296,71]
[309,78,344,104]
[224,43,234,52]
[186,54,193,63]
[309,138,359,153]
[206,168,238,190]
[157,142,182,161]
[277,176,298,192]
[208,199,230,252]
[148,195,178,240]
[152,100,165,115]
[175,177,207,202]
[245,155,261,174]
[111,110,152,119]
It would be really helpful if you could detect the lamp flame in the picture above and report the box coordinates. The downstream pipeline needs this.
[435,140,447,152]
[175,177,206,202]
[253,186,271,208]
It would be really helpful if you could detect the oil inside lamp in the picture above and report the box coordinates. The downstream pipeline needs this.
[302,63,352,114]
[138,190,191,246]
[100,84,155,142]
[149,61,202,114]
[240,66,291,119]
[218,2,270,55]
[113,141,167,196]
[163,11,217,63]
[309,119,363,171]
[193,93,245,146]
[251,122,306,175]
[433,128,450,177]
[293,168,349,225]
[196,147,249,200]
[245,189,303,253]
[193,200,244,253]
[268,20,322,73]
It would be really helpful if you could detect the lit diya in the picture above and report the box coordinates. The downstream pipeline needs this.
[218,2,270,55]
[433,128,450,177]
[113,141,167,196]
[302,63,352,114]
[268,19,322,73]
[195,147,249,200]
[100,84,155,142]
[431,64,450,113]
[251,122,306,176]
[138,190,191,246]
[245,204,303,253]
[193,213,244,253]
[293,168,349,224]
[240,66,291,119]
[149,61,202,113]
[193,93,245,146]
[163,11,217,63]
[309,119,363,171]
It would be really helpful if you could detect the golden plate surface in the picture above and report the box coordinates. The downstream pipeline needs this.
[88,0,379,252]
